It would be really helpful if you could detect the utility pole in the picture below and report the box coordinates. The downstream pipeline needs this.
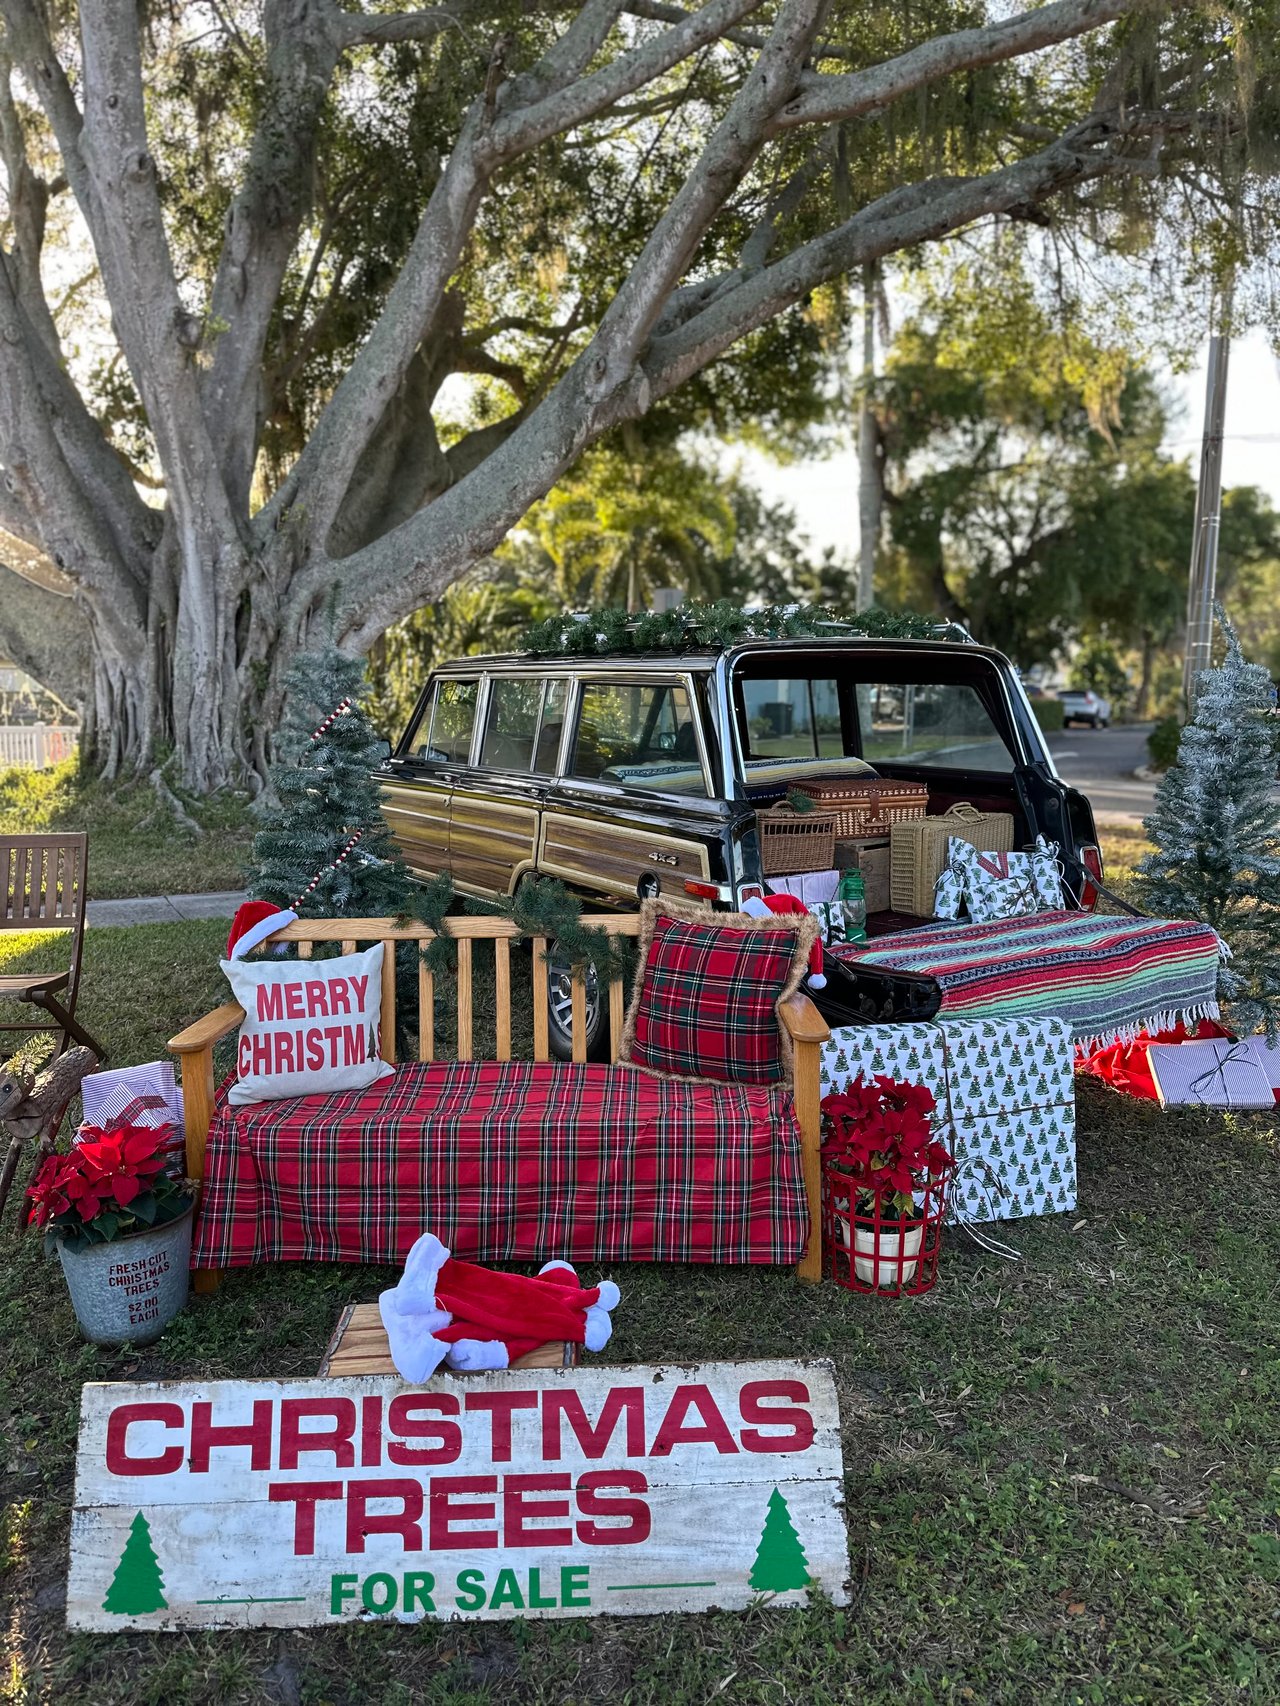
[855,261,881,613]
[1182,282,1234,708]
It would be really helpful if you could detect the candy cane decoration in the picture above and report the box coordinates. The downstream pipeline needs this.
[307,697,355,745]
[292,830,364,910]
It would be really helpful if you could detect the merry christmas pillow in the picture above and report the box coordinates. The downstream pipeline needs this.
[221,944,395,1105]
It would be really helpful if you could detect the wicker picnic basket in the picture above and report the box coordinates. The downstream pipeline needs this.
[757,804,838,876]
[889,801,1016,916]
[792,776,929,840]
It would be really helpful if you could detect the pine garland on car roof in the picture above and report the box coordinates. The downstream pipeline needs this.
[516,601,954,657]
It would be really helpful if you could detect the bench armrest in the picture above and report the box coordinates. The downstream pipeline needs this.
[168,1002,244,1054]
[167,1002,244,1188]
[779,993,830,1284]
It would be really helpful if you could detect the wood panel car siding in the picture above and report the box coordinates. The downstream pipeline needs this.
[448,794,540,896]
[538,811,710,901]
[379,780,450,879]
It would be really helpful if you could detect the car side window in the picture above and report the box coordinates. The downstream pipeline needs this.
[480,678,542,770]
[414,678,477,763]
[533,679,568,773]
[571,681,707,795]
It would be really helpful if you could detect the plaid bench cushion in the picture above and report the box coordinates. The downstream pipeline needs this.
[191,1060,808,1269]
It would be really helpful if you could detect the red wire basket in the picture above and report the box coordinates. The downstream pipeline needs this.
[823,1156,953,1297]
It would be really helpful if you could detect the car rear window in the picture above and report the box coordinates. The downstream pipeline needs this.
[740,677,843,759]
[855,682,1014,771]
[571,681,707,795]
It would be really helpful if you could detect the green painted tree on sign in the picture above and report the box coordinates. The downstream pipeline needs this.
[102,1512,167,1616]
[749,1489,811,1594]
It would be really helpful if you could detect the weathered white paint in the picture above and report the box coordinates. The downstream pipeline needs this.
[69,1360,848,1631]
[0,724,79,769]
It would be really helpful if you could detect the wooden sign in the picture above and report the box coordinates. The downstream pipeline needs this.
[67,1360,848,1631]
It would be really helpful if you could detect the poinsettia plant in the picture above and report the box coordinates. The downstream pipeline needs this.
[27,1126,192,1256]
[821,1075,953,1218]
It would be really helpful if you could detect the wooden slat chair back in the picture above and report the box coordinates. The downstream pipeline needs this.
[0,833,103,1061]
[169,914,829,1282]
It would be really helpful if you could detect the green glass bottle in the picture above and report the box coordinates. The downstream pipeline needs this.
[839,868,867,943]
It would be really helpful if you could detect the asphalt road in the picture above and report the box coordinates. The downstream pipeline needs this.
[1043,723,1155,826]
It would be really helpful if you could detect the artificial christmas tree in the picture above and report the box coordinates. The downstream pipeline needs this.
[101,1511,167,1615]
[749,1489,811,1593]
[1138,612,1280,1036]
[247,643,418,922]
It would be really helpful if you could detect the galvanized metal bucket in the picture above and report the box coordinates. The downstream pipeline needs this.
[57,1200,194,1346]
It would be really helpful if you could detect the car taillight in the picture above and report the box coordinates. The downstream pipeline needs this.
[684,879,723,901]
[1079,844,1104,910]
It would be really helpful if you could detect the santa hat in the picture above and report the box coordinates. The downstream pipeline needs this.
[742,893,826,988]
[225,899,299,961]
[379,1233,621,1381]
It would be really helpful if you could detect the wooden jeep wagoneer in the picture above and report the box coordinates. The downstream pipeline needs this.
[377,632,1104,1057]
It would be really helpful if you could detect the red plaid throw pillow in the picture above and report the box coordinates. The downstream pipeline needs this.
[620,904,815,1084]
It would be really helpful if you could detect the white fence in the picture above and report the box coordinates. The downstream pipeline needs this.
[0,723,80,769]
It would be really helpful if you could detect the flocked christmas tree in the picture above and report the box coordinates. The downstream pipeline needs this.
[1137,611,1280,1036]
[101,1511,167,1615]
[247,642,418,920]
[748,1488,811,1593]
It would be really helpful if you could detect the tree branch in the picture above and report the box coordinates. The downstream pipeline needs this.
[202,0,346,512]
[770,0,1194,134]
[0,558,89,713]
[648,111,1200,397]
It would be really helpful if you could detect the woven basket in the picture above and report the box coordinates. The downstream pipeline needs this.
[757,805,837,876]
[793,776,929,840]
[889,802,1015,916]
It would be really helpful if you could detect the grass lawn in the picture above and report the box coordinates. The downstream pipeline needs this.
[0,762,255,899]
[3,840,1279,1704]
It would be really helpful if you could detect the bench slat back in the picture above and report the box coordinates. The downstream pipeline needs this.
[261,914,644,1064]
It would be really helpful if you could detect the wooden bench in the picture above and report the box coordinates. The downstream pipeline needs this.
[168,913,830,1284]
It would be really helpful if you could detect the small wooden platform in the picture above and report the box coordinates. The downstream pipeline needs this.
[318,1302,576,1376]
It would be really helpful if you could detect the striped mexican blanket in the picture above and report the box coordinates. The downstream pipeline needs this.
[829,910,1225,1048]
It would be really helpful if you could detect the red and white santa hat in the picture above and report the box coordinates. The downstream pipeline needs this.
[225,899,299,961]
[741,892,826,987]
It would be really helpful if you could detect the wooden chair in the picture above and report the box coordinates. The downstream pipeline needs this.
[0,833,105,1063]
[169,913,830,1285]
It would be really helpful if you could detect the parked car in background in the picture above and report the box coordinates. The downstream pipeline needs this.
[379,634,1105,1056]
[1058,687,1111,728]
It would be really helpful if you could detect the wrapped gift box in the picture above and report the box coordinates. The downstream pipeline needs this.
[820,1016,1076,1221]
[1148,1038,1275,1108]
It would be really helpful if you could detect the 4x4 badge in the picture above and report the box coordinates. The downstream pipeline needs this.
[648,851,678,866]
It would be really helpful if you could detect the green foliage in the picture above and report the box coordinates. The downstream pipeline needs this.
[427,872,633,985]
[1147,716,1184,772]
[517,600,946,658]
[1137,612,1280,1035]
[1028,697,1065,734]
[247,643,417,920]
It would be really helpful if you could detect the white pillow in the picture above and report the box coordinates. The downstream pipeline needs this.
[220,943,395,1105]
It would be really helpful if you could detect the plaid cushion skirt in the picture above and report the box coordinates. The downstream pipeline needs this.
[191,1061,808,1269]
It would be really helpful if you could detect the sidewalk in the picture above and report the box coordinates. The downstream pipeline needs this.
[86,890,246,928]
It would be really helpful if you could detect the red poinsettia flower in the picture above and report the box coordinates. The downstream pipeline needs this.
[72,1126,168,1213]
[26,1152,74,1228]
[821,1072,952,1202]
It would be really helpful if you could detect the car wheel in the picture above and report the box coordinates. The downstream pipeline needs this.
[545,943,609,1061]
[1099,717,1110,729]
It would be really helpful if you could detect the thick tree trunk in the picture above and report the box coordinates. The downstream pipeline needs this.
[855,261,882,613]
